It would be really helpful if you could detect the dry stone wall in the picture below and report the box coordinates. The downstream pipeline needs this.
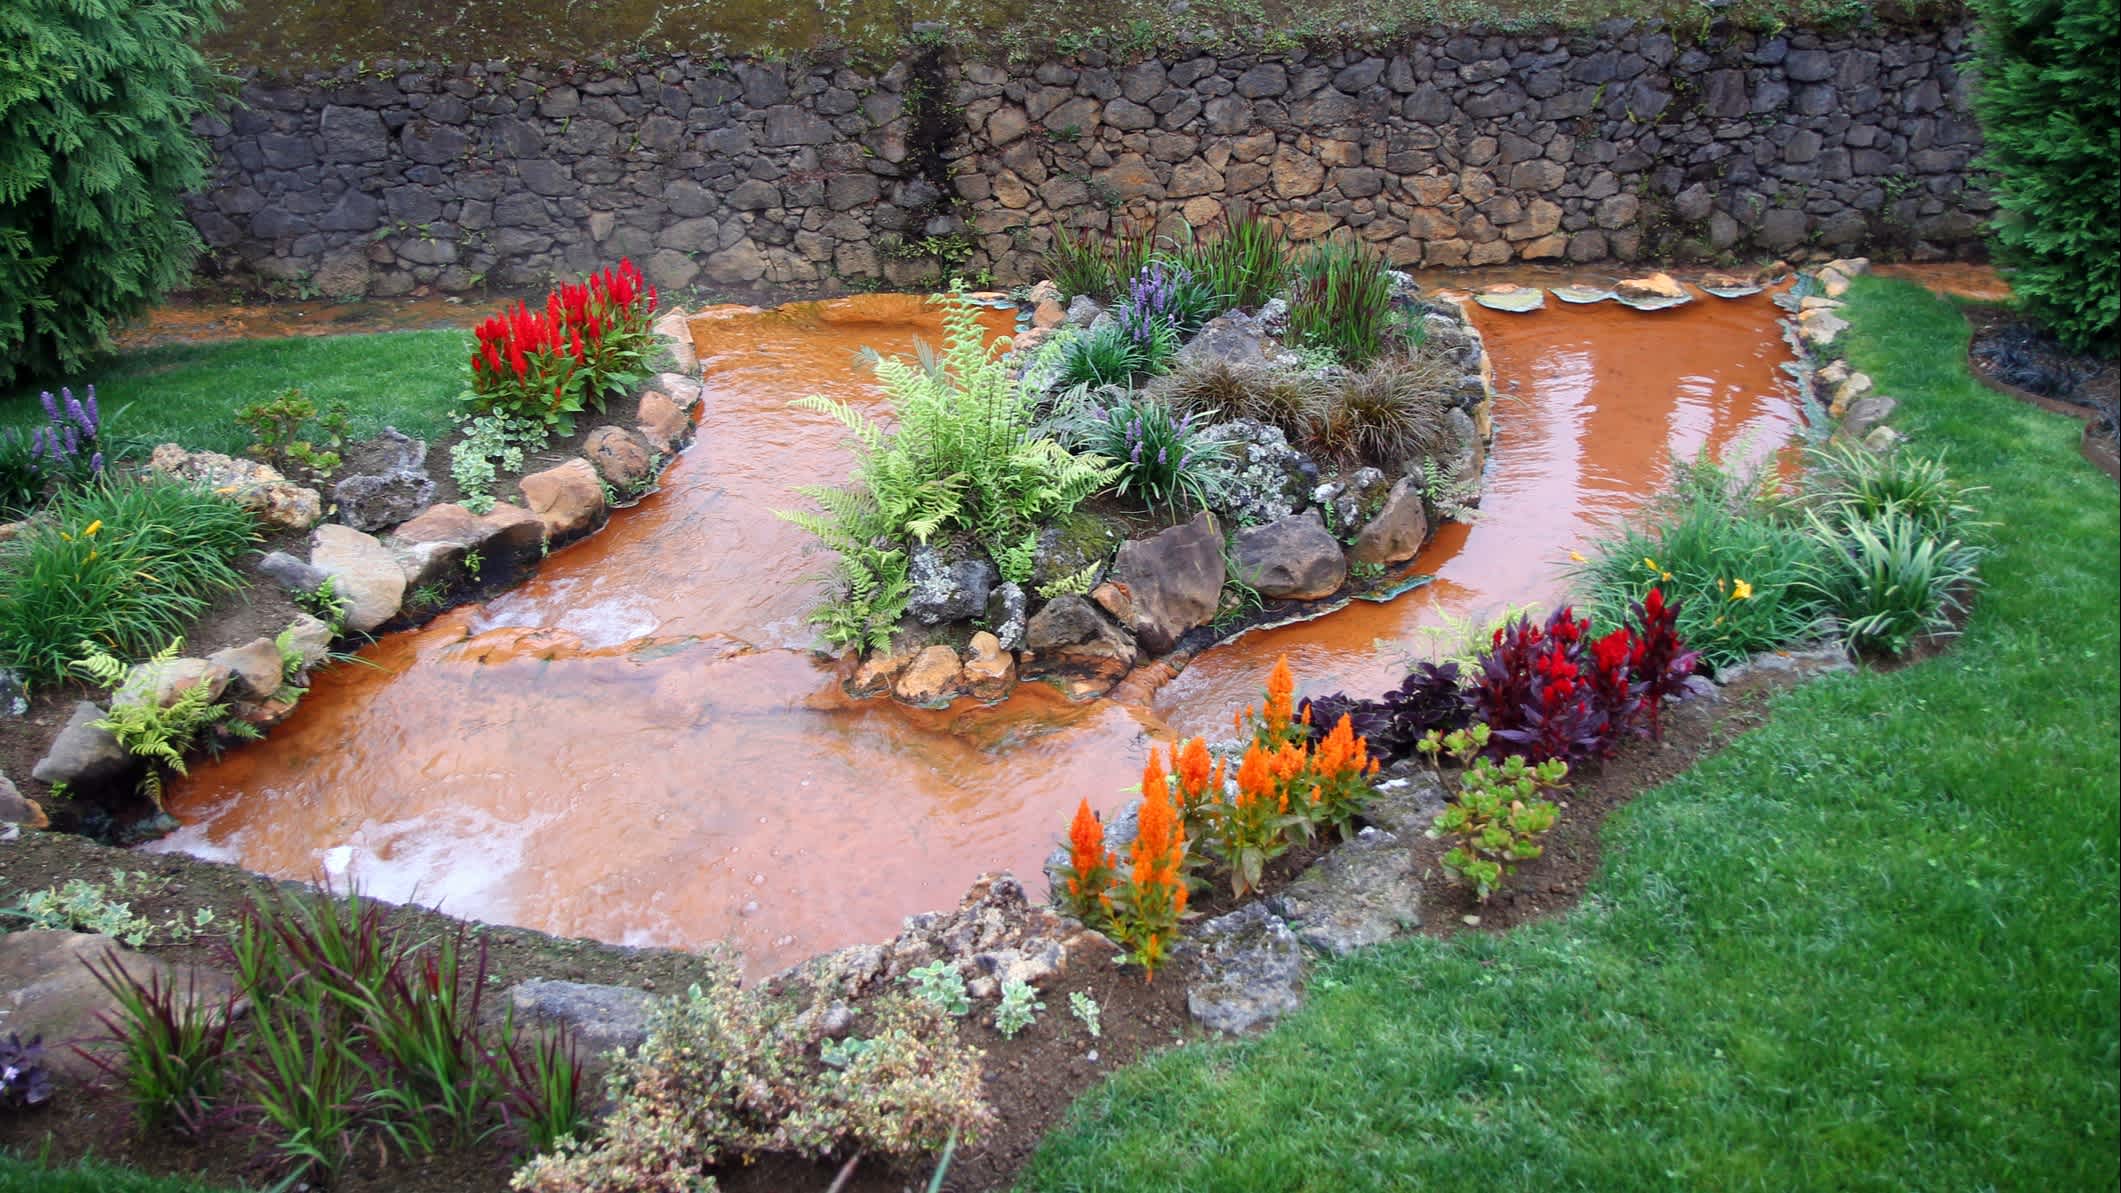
[187,19,1987,298]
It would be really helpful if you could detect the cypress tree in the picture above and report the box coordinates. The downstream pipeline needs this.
[0,0,230,387]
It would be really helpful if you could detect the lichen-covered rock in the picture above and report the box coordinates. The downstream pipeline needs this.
[148,444,321,530]
[499,978,657,1057]
[1348,476,1430,566]
[1174,309,1270,370]
[1022,595,1139,699]
[1267,828,1423,955]
[1231,510,1347,600]
[1197,419,1316,527]
[1106,510,1224,653]
[309,523,406,633]
[985,581,1027,652]
[331,428,434,532]
[1182,902,1307,1035]
[907,545,996,626]
[1313,466,1390,534]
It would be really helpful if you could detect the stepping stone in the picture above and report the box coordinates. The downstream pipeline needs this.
[1549,284,1616,304]
[1182,902,1307,1035]
[1268,827,1424,955]
[1698,272,1764,299]
[1472,286,1545,313]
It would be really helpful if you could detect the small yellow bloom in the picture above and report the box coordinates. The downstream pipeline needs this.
[1661,571,1673,582]
[1569,550,1587,564]
[82,519,102,538]
[1642,556,1659,573]
[1732,579,1753,601]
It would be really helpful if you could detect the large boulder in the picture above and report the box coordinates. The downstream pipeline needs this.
[1022,595,1139,700]
[519,458,607,542]
[330,428,434,533]
[1174,309,1270,370]
[309,523,407,633]
[0,932,240,1078]
[1231,510,1347,600]
[390,500,545,561]
[583,426,657,491]
[1266,828,1423,955]
[1106,510,1224,654]
[1182,902,1307,1035]
[1347,476,1430,566]
[148,444,321,530]
[635,391,693,454]
[208,638,289,703]
[31,701,131,788]
[906,545,996,626]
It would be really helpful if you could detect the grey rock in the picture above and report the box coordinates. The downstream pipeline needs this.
[907,545,997,626]
[502,978,657,1057]
[986,581,1028,652]
[1197,418,1316,527]
[1348,476,1431,566]
[333,470,436,533]
[1022,595,1139,697]
[1231,510,1347,600]
[0,932,241,1078]
[1065,295,1103,328]
[1268,828,1424,955]
[1107,510,1224,654]
[1360,770,1453,837]
[1183,903,1307,1035]
[31,702,131,789]
[309,523,407,633]
[1838,395,1898,440]
[1174,309,1269,369]
[1714,643,1854,687]
[0,768,35,825]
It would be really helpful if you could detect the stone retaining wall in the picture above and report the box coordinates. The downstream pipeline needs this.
[188,19,1987,298]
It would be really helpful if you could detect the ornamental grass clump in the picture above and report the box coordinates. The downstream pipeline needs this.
[1799,510,1983,657]
[1042,225,1155,303]
[1154,357,1326,444]
[81,951,239,1137]
[0,477,256,685]
[1285,238,1395,368]
[1167,208,1292,312]
[1311,352,1457,470]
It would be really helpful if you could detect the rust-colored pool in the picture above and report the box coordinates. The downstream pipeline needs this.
[153,288,1798,975]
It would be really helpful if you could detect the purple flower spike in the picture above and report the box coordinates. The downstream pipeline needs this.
[85,385,98,428]
[39,391,58,422]
[1131,441,1143,465]
[1158,447,1169,466]
[90,451,104,474]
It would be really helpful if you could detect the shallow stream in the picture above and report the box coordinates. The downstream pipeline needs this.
[152,289,1799,975]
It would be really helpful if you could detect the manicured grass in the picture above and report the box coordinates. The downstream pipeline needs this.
[0,1155,246,1193]
[1023,275,2120,1190]
[0,330,470,459]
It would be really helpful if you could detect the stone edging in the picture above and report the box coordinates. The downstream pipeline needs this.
[1777,255,1903,449]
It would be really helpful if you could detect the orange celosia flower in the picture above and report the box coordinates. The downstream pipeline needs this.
[1141,747,1169,810]
[1233,742,1275,809]
[1263,656,1295,736]
[1313,713,1369,781]
[1172,737,1214,802]
[1065,798,1110,898]
[1132,763,1186,913]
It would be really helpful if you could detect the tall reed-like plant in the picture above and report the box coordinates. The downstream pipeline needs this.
[1042,225,1155,303]
[1285,238,1394,367]
[81,951,238,1136]
[1168,209,1293,312]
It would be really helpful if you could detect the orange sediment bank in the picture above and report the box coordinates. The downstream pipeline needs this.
[153,289,1799,976]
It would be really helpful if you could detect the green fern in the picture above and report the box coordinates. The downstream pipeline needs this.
[1036,561,1102,601]
[778,284,1120,652]
[70,638,227,810]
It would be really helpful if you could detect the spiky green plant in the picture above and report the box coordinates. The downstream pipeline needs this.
[1167,208,1293,312]
[779,287,1118,651]
[1042,225,1156,304]
[0,0,232,386]
[1800,511,1984,657]
[1285,238,1395,368]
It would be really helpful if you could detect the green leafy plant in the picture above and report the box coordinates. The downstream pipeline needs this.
[1285,238,1395,368]
[1067,991,1102,1039]
[1074,393,1225,511]
[3,875,156,945]
[1792,440,1988,542]
[293,577,348,635]
[0,427,43,518]
[993,979,1043,1039]
[905,961,972,1018]
[73,638,229,810]
[1971,0,2120,353]
[0,0,229,386]
[1058,319,1169,388]
[498,1023,586,1156]
[450,412,548,515]
[779,286,1118,651]
[1166,208,1293,312]
[0,478,255,684]
[1042,224,1155,303]
[1423,726,1568,902]
[1800,511,1984,656]
[1036,561,1101,600]
[82,950,238,1136]
[235,389,352,481]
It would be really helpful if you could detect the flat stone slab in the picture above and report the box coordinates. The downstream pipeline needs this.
[1549,284,1616,304]
[1182,902,1306,1035]
[499,978,658,1058]
[1473,286,1545,313]
[0,931,239,1078]
[1268,828,1424,956]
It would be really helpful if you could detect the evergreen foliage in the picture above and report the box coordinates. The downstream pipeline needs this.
[0,0,230,387]
[1972,0,2121,354]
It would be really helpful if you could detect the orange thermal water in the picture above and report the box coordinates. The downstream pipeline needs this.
[154,289,1797,976]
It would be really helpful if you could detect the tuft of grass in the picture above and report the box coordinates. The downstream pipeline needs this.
[0,329,470,458]
[0,1155,245,1193]
[1310,351,1456,469]
[1154,358,1324,444]
[1166,209,1293,313]
[1284,238,1394,368]
[0,478,258,685]
[1024,274,2120,1191]
[1042,225,1155,306]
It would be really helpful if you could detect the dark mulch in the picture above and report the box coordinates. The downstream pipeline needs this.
[1965,306,2119,479]
[2,650,1819,1193]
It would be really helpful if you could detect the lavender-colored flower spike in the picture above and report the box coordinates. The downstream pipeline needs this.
[1157,447,1168,466]
[1130,441,1143,465]
[85,385,98,429]
[39,391,58,422]
[90,451,104,474]
[64,388,88,433]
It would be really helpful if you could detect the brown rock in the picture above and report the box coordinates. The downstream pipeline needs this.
[635,391,692,454]
[1107,510,1225,654]
[1348,476,1430,566]
[147,444,322,530]
[113,656,232,712]
[651,309,698,374]
[1271,148,1325,198]
[519,458,607,542]
[281,614,335,670]
[391,538,465,589]
[207,638,287,703]
[1,769,46,827]
[309,523,406,633]
[893,644,964,708]
[1231,511,1348,600]
[849,643,917,698]
[1022,595,1140,700]
[0,932,240,1078]
[963,631,1017,701]
[480,502,548,557]
[1033,297,1067,329]
[584,426,656,490]
[1090,580,1135,626]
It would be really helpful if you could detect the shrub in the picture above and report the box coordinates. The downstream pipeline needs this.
[1575,460,1826,671]
[1075,393,1224,511]
[1422,726,1567,902]
[1166,208,1292,312]
[1285,238,1395,367]
[1299,660,1469,764]
[235,389,350,482]
[467,260,660,432]
[511,972,990,1192]
[1042,225,1154,303]
[1800,511,1984,656]
[0,478,256,685]
[1154,357,1324,443]
[1311,352,1457,469]
[82,951,238,1136]
[780,287,1117,651]
[1794,440,1987,542]
[1971,0,2121,354]
[0,0,226,387]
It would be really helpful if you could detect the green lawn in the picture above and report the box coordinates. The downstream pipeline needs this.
[1022,276,2121,1190]
[1,330,469,459]
[0,1156,248,1193]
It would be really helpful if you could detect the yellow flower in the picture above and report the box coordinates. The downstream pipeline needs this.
[1569,550,1587,564]
[1732,579,1753,601]
[1642,556,1659,573]
[83,519,102,538]
[1661,571,1673,582]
